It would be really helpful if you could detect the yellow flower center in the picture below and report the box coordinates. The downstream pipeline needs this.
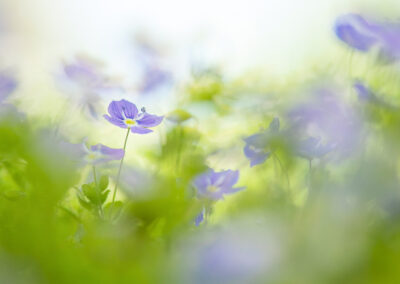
[207,185,220,193]
[125,119,136,126]
[86,151,102,162]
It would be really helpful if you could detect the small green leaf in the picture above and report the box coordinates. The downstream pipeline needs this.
[77,194,93,210]
[166,109,192,123]
[101,190,110,204]
[99,175,109,191]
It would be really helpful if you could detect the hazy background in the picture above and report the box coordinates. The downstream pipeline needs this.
[0,0,399,158]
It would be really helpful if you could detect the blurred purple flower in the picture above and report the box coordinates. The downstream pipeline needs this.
[353,80,395,110]
[61,141,124,165]
[193,169,244,200]
[181,222,282,284]
[104,99,163,134]
[0,72,17,102]
[133,34,173,94]
[62,56,119,92]
[139,65,172,94]
[243,117,279,167]
[335,14,400,61]
[335,14,379,52]
[195,207,205,227]
[289,88,362,159]
[84,144,124,165]
[353,80,373,101]
[295,136,335,160]
[57,56,124,119]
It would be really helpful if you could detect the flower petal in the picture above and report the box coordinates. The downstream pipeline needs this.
[218,170,240,189]
[194,208,205,226]
[137,113,164,127]
[335,14,379,52]
[244,144,270,167]
[130,126,153,134]
[107,101,125,120]
[0,73,17,102]
[223,186,246,195]
[98,144,125,160]
[104,114,126,128]
[119,99,138,119]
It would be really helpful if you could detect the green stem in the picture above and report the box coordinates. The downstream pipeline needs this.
[274,154,290,190]
[112,128,130,204]
[92,165,98,185]
[92,165,104,218]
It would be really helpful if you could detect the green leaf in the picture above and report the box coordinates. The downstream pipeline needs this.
[99,175,109,191]
[76,194,93,211]
[101,190,110,204]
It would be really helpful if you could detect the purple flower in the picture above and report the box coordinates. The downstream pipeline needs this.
[334,14,400,61]
[243,117,279,167]
[334,14,379,52]
[193,169,245,200]
[295,136,335,160]
[180,222,282,284]
[83,143,124,165]
[104,99,163,134]
[62,56,115,92]
[353,80,373,101]
[0,72,17,102]
[61,141,124,165]
[139,65,172,94]
[194,207,205,227]
[353,80,395,110]
[288,87,362,159]
[57,56,124,119]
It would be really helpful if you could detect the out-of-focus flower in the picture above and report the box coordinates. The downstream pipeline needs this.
[0,72,17,102]
[353,80,395,110]
[335,14,379,52]
[194,207,205,226]
[179,221,282,284]
[0,72,23,121]
[133,35,173,94]
[83,144,124,165]
[288,87,362,159]
[353,80,374,101]
[61,141,124,165]
[243,117,280,167]
[193,169,244,200]
[104,99,163,134]
[56,55,124,119]
[138,65,172,94]
[335,14,400,61]
[295,136,335,160]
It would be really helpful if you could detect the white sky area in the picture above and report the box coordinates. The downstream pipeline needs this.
[2,0,399,77]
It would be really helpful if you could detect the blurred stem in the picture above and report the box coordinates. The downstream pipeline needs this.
[175,125,184,173]
[274,154,290,191]
[112,128,130,204]
[92,165,98,185]
[308,159,313,194]
[92,165,104,218]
